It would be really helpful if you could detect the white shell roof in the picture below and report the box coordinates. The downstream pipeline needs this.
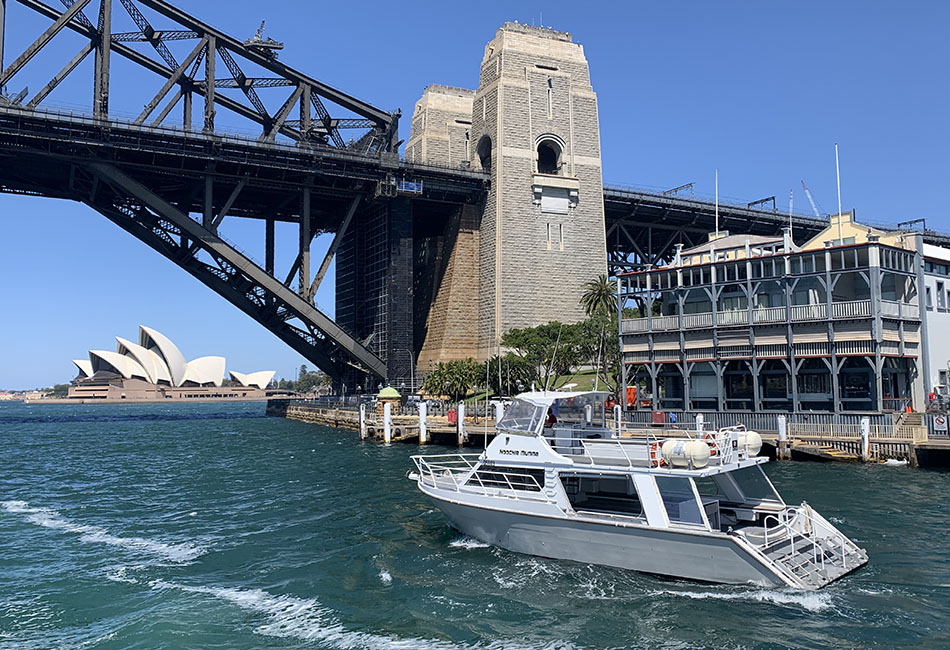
[229,370,275,390]
[89,350,150,380]
[116,337,169,385]
[139,326,187,386]
[182,356,226,387]
[72,359,94,378]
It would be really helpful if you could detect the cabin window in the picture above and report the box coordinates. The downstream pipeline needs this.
[560,474,642,518]
[467,466,544,492]
[728,466,781,504]
[655,476,705,526]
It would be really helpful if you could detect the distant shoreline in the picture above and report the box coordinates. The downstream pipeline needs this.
[24,397,271,405]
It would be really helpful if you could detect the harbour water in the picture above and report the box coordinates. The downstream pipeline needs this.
[1,401,947,649]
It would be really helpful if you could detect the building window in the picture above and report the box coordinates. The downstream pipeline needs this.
[938,281,946,311]
[476,135,492,172]
[547,77,553,119]
[927,287,934,311]
[537,139,562,175]
[559,223,564,251]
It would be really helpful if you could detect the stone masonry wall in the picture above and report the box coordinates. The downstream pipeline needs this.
[405,85,475,169]
[472,22,607,357]
[416,204,481,370]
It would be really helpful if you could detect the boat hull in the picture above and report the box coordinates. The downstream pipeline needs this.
[425,489,787,588]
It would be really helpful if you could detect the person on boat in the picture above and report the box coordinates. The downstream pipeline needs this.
[544,411,558,428]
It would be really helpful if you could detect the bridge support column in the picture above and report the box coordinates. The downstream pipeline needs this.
[265,217,275,275]
[183,89,191,131]
[203,35,215,132]
[203,174,213,228]
[299,187,311,297]
[93,0,111,118]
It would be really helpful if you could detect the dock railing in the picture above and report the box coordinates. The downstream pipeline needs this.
[787,422,927,443]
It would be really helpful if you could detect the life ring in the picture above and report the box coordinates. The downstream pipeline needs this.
[703,432,719,456]
[649,441,666,467]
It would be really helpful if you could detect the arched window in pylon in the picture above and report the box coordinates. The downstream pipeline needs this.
[537,138,562,175]
[476,135,492,172]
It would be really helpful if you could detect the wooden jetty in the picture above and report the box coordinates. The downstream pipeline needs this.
[266,399,949,467]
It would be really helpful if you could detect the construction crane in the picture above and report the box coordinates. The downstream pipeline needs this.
[800,180,823,218]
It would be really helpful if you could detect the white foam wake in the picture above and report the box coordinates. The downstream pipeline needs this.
[1,500,205,563]
[449,536,490,550]
[149,579,575,650]
[649,587,833,612]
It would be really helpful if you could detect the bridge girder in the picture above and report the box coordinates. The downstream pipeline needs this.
[1,0,399,153]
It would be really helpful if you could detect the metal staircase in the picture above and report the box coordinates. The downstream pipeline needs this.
[748,503,868,589]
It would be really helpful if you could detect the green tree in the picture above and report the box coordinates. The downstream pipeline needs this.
[580,274,617,316]
[577,312,621,393]
[46,383,70,398]
[484,354,535,395]
[421,359,481,401]
[502,321,583,390]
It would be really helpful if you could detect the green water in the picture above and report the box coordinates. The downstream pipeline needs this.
[0,401,947,649]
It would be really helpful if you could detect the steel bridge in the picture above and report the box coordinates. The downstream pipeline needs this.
[1,0,947,383]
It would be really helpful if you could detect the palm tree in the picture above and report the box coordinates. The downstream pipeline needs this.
[580,274,617,316]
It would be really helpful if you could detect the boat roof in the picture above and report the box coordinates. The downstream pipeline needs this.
[515,390,611,408]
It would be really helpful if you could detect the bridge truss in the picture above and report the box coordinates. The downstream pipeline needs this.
[0,0,483,381]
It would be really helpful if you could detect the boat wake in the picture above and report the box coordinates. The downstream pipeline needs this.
[1,500,206,564]
[649,587,834,612]
[149,578,576,650]
[449,536,490,550]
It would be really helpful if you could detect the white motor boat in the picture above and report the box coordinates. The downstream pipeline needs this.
[409,390,868,590]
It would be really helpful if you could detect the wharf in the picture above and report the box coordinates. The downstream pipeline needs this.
[267,399,950,467]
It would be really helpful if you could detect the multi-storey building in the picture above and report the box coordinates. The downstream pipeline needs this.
[618,213,929,414]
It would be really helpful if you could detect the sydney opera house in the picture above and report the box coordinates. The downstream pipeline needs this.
[68,325,276,401]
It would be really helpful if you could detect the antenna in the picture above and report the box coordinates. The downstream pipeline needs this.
[545,323,564,391]
[788,189,794,240]
[715,169,719,235]
[835,143,843,244]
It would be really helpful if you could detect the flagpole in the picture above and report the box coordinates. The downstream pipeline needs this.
[835,143,843,244]
[715,169,719,235]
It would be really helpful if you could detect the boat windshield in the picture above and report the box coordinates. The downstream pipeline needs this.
[550,393,607,428]
[496,399,545,434]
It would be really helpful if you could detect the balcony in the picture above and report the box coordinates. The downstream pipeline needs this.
[620,299,902,335]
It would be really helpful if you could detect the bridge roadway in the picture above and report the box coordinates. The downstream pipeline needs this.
[0,105,487,379]
[2,105,949,379]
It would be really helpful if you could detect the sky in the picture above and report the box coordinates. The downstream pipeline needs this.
[1,1,948,389]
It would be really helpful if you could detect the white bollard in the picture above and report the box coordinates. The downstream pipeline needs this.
[383,402,392,444]
[359,403,367,440]
[777,414,788,460]
[457,402,466,446]
[860,416,870,461]
[495,400,504,424]
[418,402,428,445]
[614,405,622,437]
[696,413,705,432]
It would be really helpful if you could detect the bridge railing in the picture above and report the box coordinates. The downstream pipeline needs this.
[0,104,490,180]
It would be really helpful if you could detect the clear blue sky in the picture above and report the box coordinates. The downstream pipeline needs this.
[1,1,947,389]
